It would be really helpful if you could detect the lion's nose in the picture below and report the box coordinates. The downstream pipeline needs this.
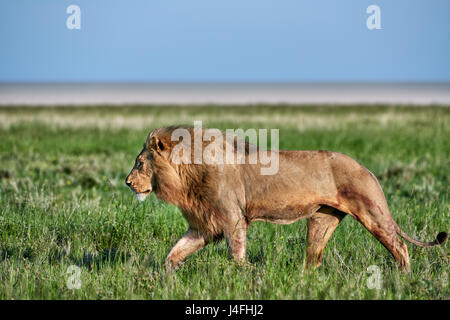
[125,180,132,187]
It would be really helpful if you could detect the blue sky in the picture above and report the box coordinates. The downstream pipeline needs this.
[1,0,449,82]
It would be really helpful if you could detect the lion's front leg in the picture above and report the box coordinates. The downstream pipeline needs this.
[165,228,208,270]
[224,216,247,263]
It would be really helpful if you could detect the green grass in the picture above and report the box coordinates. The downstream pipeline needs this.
[0,105,448,299]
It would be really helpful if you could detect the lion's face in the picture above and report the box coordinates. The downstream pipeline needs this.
[126,128,186,202]
[125,148,154,202]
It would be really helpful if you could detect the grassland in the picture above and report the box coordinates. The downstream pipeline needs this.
[0,105,448,299]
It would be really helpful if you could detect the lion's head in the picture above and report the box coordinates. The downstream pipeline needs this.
[125,128,182,202]
[125,140,154,201]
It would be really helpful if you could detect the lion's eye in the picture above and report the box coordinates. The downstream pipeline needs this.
[137,161,143,170]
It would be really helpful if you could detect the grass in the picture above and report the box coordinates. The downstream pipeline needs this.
[0,105,448,299]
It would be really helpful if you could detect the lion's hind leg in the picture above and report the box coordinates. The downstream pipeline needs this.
[306,206,346,269]
[336,172,411,271]
[352,208,410,272]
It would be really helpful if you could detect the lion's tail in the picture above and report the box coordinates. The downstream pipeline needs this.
[394,221,448,247]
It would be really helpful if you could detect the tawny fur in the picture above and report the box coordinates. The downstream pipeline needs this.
[126,126,448,272]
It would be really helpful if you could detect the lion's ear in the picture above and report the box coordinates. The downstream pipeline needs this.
[145,129,158,150]
[156,138,165,152]
[146,130,170,156]
[149,136,167,154]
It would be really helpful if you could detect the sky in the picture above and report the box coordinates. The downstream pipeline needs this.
[0,0,449,82]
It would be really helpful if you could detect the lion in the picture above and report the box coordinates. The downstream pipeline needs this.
[126,126,447,272]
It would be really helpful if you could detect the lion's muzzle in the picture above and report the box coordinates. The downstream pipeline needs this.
[135,191,151,202]
[125,175,152,202]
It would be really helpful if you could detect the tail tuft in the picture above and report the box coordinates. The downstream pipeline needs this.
[435,232,448,245]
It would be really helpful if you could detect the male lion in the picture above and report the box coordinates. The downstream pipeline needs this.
[126,126,447,272]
